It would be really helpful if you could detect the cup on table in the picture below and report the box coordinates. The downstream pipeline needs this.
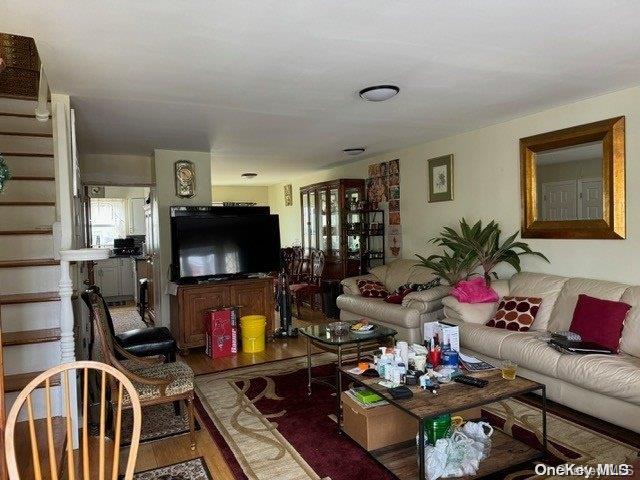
[413,355,427,372]
[501,360,517,380]
[428,349,442,368]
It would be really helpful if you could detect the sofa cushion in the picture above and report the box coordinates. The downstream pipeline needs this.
[499,334,561,377]
[458,323,518,358]
[556,353,640,404]
[336,294,421,328]
[442,296,498,324]
[569,294,630,352]
[620,287,640,358]
[371,259,433,292]
[549,277,629,332]
[486,296,541,332]
[508,272,569,332]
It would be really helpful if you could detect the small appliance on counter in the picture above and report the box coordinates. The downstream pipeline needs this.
[113,236,143,256]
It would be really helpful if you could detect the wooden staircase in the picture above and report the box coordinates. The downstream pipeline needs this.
[0,97,67,478]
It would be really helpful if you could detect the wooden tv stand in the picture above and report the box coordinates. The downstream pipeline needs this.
[169,276,275,353]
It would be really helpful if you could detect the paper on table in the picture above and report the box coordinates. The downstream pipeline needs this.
[458,352,483,363]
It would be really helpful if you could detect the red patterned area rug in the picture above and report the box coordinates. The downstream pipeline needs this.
[195,355,639,480]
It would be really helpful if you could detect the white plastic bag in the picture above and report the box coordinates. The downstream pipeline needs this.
[461,421,493,460]
[419,422,494,479]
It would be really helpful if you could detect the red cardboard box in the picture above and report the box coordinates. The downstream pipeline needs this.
[203,307,239,358]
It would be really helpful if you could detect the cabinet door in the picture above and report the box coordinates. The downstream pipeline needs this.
[119,258,135,297]
[230,283,270,322]
[129,197,146,235]
[96,260,120,298]
[319,188,329,253]
[183,287,230,347]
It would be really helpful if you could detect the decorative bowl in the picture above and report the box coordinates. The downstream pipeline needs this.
[326,321,351,337]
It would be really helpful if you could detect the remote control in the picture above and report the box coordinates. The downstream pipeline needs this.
[453,374,488,388]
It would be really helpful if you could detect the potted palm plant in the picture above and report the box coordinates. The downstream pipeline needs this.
[417,219,549,284]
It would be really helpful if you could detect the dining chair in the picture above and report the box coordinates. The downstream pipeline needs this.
[290,248,326,318]
[4,361,142,480]
[87,290,197,450]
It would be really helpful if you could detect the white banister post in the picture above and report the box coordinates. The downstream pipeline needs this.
[59,248,109,448]
[35,65,50,122]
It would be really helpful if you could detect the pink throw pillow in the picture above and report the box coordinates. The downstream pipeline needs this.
[451,277,499,304]
[569,294,630,352]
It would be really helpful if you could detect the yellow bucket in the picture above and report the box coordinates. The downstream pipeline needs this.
[240,315,266,353]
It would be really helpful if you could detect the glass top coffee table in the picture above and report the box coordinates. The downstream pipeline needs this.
[298,322,397,395]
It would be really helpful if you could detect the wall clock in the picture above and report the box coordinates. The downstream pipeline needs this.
[175,160,196,198]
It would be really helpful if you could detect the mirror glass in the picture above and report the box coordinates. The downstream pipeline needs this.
[534,140,603,221]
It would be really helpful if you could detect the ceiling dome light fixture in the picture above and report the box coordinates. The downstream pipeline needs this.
[241,172,258,179]
[359,85,400,102]
[343,147,366,156]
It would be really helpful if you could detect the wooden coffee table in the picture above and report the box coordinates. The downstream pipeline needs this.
[338,366,547,480]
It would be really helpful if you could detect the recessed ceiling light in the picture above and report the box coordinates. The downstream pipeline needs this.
[343,147,366,156]
[359,85,400,102]
[241,172,258,178]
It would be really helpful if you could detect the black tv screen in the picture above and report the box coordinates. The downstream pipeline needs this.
[170,214,281,281]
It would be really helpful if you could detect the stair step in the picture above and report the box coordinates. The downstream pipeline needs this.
[0,131,52,138]
[0,204,55,230]
[2,328,61,347]
[0,259,59,268]
[0,292,61,305]
[4,371,61,393]
[0,113,52,135]
[0,134,53,155]
[0,201,55,206]
[1,177,56,202]
[0,228,53,235]
[10,176,55,181]
[12,416,66,480]
[0,98,44,115]
[0,152,53,157]
[0,234,54,260]
[1,155,54,177]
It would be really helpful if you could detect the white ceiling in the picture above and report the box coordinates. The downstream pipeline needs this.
[2,1,640,185]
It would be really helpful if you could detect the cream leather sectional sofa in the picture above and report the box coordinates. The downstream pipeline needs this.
[443,271,640,432]
[337,259,450,343]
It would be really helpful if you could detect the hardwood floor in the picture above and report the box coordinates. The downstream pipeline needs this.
[182,307,330,375]
[118,306,330,477]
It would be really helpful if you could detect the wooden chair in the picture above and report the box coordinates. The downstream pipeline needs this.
[290,249,326,318]
[4,361,142,480]
[87,290,197,450]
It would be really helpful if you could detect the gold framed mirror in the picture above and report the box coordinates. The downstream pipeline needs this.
[520,116,625,239]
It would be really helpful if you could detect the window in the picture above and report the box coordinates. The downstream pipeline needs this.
[90,198,126,246]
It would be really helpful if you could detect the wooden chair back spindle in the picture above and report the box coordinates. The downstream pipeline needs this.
[4,361,142,480]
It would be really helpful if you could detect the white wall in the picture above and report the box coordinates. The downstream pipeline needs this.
[212,185,269,205]
[153,150,212,327]
[272,85,640,284]
[80,153,153,185]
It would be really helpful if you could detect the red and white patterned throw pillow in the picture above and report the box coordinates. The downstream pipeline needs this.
[357,280,389,298]
[486,296,542,331]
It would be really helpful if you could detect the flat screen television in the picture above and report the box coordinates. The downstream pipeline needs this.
[170,213,281,282]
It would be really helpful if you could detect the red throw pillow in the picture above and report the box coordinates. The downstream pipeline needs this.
[486,296,542,331]
[384,287,414,304]
[357,280,388,298]
[569,294,630,352]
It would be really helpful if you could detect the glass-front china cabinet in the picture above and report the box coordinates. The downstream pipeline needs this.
[300,179,365,279]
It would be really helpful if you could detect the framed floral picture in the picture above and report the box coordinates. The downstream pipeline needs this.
[284,184,293,206]
[427,154,453,202]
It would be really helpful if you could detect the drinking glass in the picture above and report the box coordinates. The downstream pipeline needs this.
[501,360,517,380]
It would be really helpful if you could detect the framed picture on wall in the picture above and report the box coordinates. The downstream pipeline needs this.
[427,154,453,202]
[284,184,293,206]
